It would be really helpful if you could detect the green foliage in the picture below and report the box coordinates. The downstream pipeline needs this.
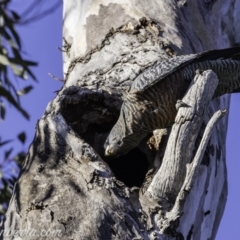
[0,0,37,121]
[17,132,26,144]
[0,0,61,218]
[0,135,26,217]
[0,0,37,217]
[0,181,12,215]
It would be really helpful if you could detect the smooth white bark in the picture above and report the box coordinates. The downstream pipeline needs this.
[1,1,240,239]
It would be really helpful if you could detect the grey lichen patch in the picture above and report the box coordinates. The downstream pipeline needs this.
[140,168,156,195]
[159,41,176,57]
[37,164,46,173]
[90,173,130,199]
[114,178,131,198]
[85,3,138,54]
[30,179,40,195]
[57,215,75,233]
[65,17,173,91]
[27,201,48,213]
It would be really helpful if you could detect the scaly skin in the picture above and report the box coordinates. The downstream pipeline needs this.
[104,47,240,158]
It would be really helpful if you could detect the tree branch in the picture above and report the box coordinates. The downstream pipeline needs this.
[144,70,219,208]
[163,109,226,233]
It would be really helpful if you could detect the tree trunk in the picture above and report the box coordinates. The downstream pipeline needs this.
[1,1,240,239]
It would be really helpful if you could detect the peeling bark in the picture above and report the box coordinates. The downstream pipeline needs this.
[1,1,240,240]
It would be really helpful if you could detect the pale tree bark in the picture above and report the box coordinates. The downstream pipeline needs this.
[1,1,240,239]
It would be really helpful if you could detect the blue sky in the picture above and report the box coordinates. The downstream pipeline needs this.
[0,2,239,239]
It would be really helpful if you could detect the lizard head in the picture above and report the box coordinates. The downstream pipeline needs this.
[104,136,126,158]
[104,113,134,158]
[104,132,137,158]
[104,101,144,158]
[104,132,138,158]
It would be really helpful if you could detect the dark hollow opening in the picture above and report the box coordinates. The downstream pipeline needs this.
[104,148,149,188]
[61,91,150,188]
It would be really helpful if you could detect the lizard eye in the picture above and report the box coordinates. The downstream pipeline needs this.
[117,140,122,145]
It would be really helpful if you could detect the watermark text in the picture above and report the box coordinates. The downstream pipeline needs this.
[0,228,62,238]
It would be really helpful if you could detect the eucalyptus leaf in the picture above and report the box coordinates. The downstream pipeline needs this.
[0,86,29,119]
[9,57,37,67]
[0,139,12,147]
[0,101,5,119]
[0,0,42,218]
[0,27,17,49]
[4,147,13,159]
[14,151,26,166]
[3,12,21,48]
[10,11,20,21]
[0,54,10,66]
[17,85,33,96]
[17,132,26,144]
[9,63,27,79]
[25,68,37,82]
